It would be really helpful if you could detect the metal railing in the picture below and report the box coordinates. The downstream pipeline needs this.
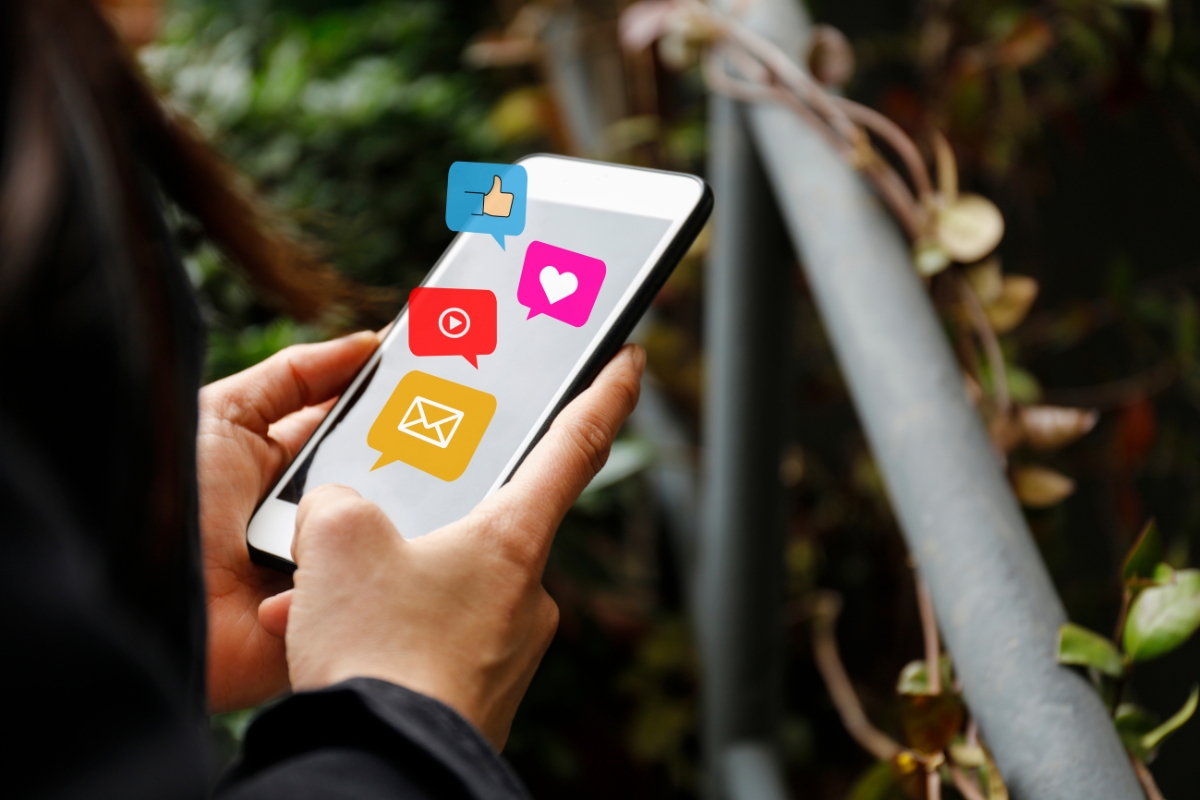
[532,0,1144,796]
[695,1,1142,798]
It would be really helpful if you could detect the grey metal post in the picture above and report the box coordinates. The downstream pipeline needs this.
[719,0,1143,797]
[697,93,792,800]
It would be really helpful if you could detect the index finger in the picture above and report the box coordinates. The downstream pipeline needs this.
[204,331,379,434]
[478,345,645,560]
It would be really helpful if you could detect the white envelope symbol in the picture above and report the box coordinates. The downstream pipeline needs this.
[398,396,465,449]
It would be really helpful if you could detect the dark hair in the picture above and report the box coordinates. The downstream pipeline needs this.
[0,0,382,556]
[1,0,382,323]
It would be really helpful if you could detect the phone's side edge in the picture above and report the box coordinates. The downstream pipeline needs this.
[498,178,714,487]
[249,543,298,574]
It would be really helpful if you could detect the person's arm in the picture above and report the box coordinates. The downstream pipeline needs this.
[214,344,645,798]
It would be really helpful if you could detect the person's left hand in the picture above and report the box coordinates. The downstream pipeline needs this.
[197,331,379,713]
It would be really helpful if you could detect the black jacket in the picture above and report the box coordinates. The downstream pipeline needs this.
[0,25,529,800]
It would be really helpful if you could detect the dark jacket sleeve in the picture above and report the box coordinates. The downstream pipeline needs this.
[219,679,530,800]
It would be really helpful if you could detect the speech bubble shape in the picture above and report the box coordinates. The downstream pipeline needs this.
[408,287,497,368]
[367,371,497,480]
[445,161,527,249]
[517,241,606,327]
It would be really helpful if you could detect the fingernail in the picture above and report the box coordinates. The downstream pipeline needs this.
[628,344,646,375]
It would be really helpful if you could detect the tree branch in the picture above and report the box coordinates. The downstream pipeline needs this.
[950,765,988,800]
[1132,758,1165,800]
[958,273,1010,415]
[916,575,942,695]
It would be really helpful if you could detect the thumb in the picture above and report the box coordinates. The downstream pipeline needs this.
[488,175,503,194]
[259,590,293,639]
[293,484,401,567]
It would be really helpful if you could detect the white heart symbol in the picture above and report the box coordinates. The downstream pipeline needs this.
[539,266,578,304]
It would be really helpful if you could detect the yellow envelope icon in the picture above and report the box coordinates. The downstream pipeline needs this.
[399,396,464,448]
[367,371,496,481]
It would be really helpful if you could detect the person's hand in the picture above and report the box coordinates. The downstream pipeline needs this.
[198,331,379,713]
[258,344,645,748]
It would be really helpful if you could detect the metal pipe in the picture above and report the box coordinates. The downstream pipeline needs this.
[725,0,1142,796]
[723,743,789,800]
[697,92,793,800]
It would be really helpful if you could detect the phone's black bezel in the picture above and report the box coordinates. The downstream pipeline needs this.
[248,158,713,573]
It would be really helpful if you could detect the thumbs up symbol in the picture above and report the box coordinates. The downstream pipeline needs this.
[478,175,514,218]
[445,162,527,248]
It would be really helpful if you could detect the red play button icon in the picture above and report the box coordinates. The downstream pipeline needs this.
[408,288,496,368]
[438,308,470,338]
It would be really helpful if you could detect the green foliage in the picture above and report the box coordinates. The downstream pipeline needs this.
[147,0,516,378]
[1062,521,1200,777]
[207,318,323,381]
[847,761,907,800]
[1141,687,1199,753]
[1116,687,1198,761]
[1056,622,1126,678]
[896,655,955,695]
[618,618,698,788]
[1123,567,1200,662]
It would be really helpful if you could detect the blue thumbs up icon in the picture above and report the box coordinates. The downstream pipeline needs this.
[445,162,528,249]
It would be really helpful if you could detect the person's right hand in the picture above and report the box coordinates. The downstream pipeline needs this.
[258,344,645,749]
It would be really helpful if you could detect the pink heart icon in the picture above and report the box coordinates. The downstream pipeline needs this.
[518,242,606,327]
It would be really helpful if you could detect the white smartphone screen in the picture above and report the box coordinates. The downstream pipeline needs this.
[248,156,708,564]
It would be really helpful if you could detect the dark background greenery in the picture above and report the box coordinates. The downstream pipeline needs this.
[151,0,1200,796]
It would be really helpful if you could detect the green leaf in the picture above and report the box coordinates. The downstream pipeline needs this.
[1114,704,1160,760]
[896,655,954,695]
[1142,686,1199,752]
[848,761,906,800]
[1123,569,1200,661]
[1115,688,1199,760]
[1122,519,1163,584]
[1056,623,1126,677]
[1153,563,1176,583]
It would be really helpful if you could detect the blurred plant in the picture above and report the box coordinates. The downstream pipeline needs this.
[1056,519,1200,800]
[904,0,1177,177]
[813,583,1008,800]
[619,0,1102,518]
[143,0,514,379]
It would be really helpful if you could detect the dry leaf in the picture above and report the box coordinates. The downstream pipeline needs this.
[990,413,1025,454]
[1013,465,1076,508]
[933,131,958,202]
[807,25,855,88]
[965,257,1003,304]
[936,194,1005,263]
[997,15,1054,69]
[1020,406,1099,451]
[984,275,1038,334]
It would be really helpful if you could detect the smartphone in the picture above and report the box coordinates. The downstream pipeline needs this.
[247,155,712,570]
